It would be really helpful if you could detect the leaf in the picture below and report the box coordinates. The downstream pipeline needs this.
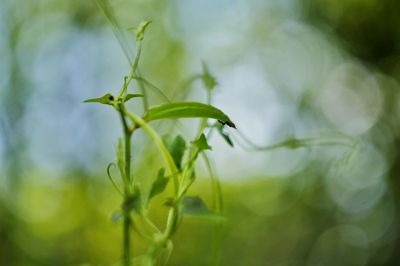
[144,102,236,128]
[148,168,169,201]
[128,20,152,41]
[192,133,212,151]
[84,93,142,106]
[181,196,213,216]
[124,93,143,103]
[83,93,114,105]
[111,210,123,223]
[162,135,186,170]
[215,123,234,147]
[281,138,303,149]
[201,62,217,90]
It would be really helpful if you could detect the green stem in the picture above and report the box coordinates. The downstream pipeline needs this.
[123,211,131,266]
[115,40,145,266]
[117,103,134,266]
[123,110,181,264]
[202,153,223,266]
[132,76,171,103]
[171,74,202,101]
[118,41,143,99]
[202,90,224,266]
[123,110,179,194]
[122,131,132,265]
[124,132,132,186]
[135,69,149,112]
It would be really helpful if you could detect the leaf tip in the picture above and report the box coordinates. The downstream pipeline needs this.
[218,119,236,129]
[192,133,212,151]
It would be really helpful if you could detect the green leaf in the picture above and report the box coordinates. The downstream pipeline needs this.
[181,196,213,216]
[201,62,217,90]
[281,138,303,149]
[162,135,186,170]
[192,133,212,151]
[83,93,142,106]
[128,20,152,41]
[83,93,114,105]
[215,123,234,147]
[148,168,169,201]
[124,93,143,103]
[111,210,123,223]
[144,102,236,128]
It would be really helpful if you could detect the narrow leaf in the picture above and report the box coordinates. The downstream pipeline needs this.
[281,138,303,149]
[201,62,217,90]
[124,93,143,103]
[192,133,212,151]
[128,20,152,41]
[148,168,169,201]
[144,102,236,128]
[181,196,213,216]
[215,123,234,147]
[83,93,114,105]
[162,135,186,170]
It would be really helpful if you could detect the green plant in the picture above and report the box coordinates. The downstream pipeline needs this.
[84,2,360,266]
[84,12,235,266]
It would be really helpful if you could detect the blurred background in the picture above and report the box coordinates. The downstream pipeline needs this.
[1,0,400,265]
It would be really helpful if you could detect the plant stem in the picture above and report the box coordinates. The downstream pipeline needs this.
[124,110,181,264]
[117,38,144,266]
[135,69,149,112]
[124,132,132,185]
[119,103,134,266]
[118,41,142,99]
[123,133,132,266]
[123,211,131,266]
[202,153,223,266]
[124,110,179,194]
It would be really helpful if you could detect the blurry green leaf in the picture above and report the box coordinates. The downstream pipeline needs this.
[111,210,123,223]
[124,93,143,103]
[181,196,213,216]
[83,93,114,105]
[215,123,234,147]
[281,138,303,149]
[148,168,169,201]
[201,62,217,90]
[192,133,212,151]
[128,20,152,41]
[162,135,186,170]
[144,102,236,128]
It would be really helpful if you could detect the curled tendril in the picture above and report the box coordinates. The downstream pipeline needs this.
[107,163,123,196]
[231,128,354,152]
